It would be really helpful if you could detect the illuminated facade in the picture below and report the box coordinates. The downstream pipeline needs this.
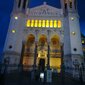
[3,0,84,78]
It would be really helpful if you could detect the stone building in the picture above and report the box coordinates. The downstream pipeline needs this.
[3,0,84,77]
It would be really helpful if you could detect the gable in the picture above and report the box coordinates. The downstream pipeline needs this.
[26,4,63,16]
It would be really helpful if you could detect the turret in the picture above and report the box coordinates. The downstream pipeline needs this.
[62,0,83,77]
[13,0,29,13]
[61,0,77,14]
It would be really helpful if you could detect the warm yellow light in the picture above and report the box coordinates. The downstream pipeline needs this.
[50,20,53,28]
[35,20,38,27]
[50,58,61,73]
[15,16,18,20]
[12,30,16,33]
[71,17,74,21]
[54,20,57,28]
[58,20,61,28]
[82,40,84,44]
[31,20,34,27]
[46,20,49,27]
[42,20,45,27]
[26,20,62,28]
[38,20,42,27]
[27,20,30,27]
[72,32,76,35]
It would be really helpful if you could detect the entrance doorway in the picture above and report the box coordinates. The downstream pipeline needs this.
[22,34,35,70]
[38,58,45,71]
[21,34,62,72]
[37,34,48,66]
[50,35,61,73]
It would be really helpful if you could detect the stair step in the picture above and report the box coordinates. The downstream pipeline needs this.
[1,72,84,85]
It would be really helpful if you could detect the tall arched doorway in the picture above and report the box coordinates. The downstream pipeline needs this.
[50,35,61,73]
[37,34,48,69]
[21,34,62,72]
[22,34,35,70]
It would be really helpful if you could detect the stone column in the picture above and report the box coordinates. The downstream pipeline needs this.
[33,30,39,70]
[47,30,51,69]
[20,0,24,11]
[33,43,37,70]
[47,43,50,69]
[26,0,29,8]
[32,43,37,80]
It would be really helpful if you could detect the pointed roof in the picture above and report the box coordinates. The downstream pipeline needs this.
[26,2,63,16]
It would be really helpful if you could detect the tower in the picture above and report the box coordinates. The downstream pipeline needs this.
[13,0,29,12]
[61,0,83,76]
[3,0,29,65]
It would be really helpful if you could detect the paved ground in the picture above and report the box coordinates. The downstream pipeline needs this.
[0,71,85,85]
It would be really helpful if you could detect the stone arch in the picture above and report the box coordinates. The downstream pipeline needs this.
[26,34,35,45]
[51,35,60,49]
[39,34,47,45]
[50,34,61,73]
[22,34,35,70]
[37,34,48,66]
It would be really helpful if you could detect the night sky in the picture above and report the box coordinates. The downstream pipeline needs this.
[0,0,85,55]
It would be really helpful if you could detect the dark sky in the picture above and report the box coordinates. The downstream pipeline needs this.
[0,0,85,55]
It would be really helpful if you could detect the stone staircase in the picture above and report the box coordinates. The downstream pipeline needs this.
[0,71,85,85]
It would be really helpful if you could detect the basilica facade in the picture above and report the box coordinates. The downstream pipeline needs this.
[3,0,84,77]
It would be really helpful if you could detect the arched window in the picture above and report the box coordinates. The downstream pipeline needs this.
[46,20,49,27]
[58,20,61,28]
[64,0,67,9]
[27,20,30,27]
[23,0,27,9]
[50,20,53,28]
[42,20,45,27]
[54,20,57,28]
[31,20,34,27]
[35,20,38,27]
[18,0,21,8]
[38,20,42,27]
[69,0,72,8]
[26,19,62,28]
[74,0,77,9]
